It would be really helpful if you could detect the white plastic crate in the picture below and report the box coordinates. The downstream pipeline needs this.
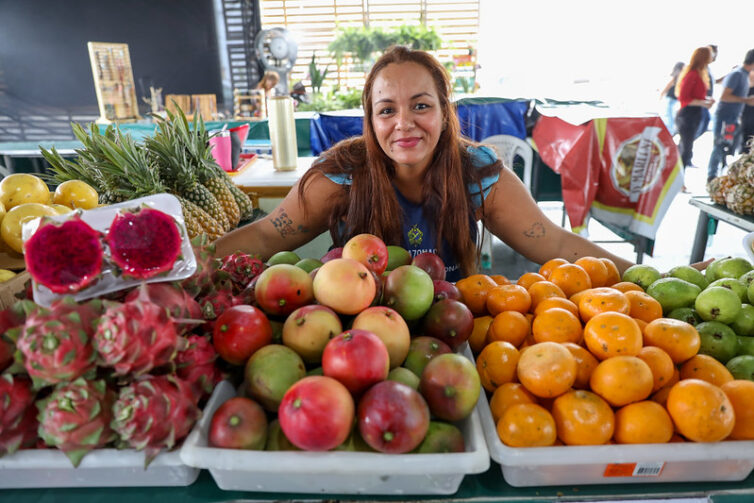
[478,390,754,487]
[0,448,199,489]
[180,380,490,495]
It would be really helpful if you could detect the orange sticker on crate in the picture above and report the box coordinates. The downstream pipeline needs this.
[604,462,665,477]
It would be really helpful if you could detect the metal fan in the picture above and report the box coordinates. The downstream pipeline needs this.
[254,27,298,93]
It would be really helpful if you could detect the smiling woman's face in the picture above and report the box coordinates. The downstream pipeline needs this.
[370,61,443,175]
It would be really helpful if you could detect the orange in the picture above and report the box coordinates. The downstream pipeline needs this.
[518,333,537,351]
[666,379,735,442]
[532,307,583,344]
[589,356,654,407]
[497,403,557,447]
[577,287,630,322]
[633,317,648,332]
[551,389,615,445]
[583,311,643,360]
[679,354,734,387]
[486,284,532,316]
[600,258,621,286]
[517,272,547,290]
[490,274,511,286]
[527,281,566,311]
[539,258,569,279]
[533,297,579,318]
[650,368,680,406]
[516,341,577,398]
[468,316,493,354]
[613,401,674,444]
[574,256,609,288]
[487,311,530,347]
[549,263,592,297]
[568,288,594,307]
[624,290,663,323]
[456,274,497,315]
[611,281,644,293]
[562,342,599,389]
[477,341,520,392]
[636,346,675,392]
[489,382,537,423]
[720,380,754,440]
[643,318,700,364]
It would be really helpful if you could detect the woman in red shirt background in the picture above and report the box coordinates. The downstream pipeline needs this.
[675,46,715,188]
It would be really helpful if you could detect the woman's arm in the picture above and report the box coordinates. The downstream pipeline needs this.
[214,172,341,259]
[481,168,634,273]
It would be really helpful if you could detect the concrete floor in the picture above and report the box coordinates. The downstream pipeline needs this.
[485,131,751,280]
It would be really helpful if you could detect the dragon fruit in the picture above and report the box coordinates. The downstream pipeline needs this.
[94,292,182,377]
[24,216,103,293]
[0,301,26,372]
[175,335,223,401]
[37,378,116,467]
[106,207,182,279]
[181,235,222,298]
[0,374,37,455]
[219,252,266,292]
[12,298,103,387]
[124,283,202,335]
[112,375,200,464]
[199,281,241,321]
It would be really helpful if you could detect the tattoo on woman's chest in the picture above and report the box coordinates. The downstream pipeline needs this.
[523,222,545,238]
[270,209,309,238]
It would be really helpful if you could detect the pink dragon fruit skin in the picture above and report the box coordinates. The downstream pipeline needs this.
[124,283,202,335]
[219,252,266,292]
[94,293,182,377]
[181,235,223,298]
[13,298,103,387]
[25,217,104,294]
[37,378,116,467]
[106,207,182,280]
[112,375,200,465]
[175,335,223,402]
[0,374,37,455]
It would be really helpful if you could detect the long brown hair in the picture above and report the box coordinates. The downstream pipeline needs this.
[299,45,501,276]
[676,46,712,96]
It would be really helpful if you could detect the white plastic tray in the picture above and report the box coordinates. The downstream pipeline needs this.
[0,448,199,489]
[180,380,490,495]
[478,390,754,487]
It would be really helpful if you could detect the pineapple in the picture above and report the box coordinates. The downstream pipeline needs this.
[725,183,754,215]
[178,197,224,240]
[221,176,256,221]
[706,175,735,205]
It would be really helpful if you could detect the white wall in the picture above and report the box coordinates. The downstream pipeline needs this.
[477,0,752,114]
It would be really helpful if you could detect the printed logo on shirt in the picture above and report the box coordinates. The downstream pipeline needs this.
[407,224,423,247]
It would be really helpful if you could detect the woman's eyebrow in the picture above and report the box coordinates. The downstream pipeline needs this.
[374,92,434,105]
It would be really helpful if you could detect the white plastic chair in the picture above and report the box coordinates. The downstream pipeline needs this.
[478,134,534,270]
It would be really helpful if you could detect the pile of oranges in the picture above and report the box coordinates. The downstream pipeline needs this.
[457,257,754,448]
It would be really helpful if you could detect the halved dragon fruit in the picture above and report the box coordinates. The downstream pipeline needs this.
[106,207,182,280]
[25,216,103,294]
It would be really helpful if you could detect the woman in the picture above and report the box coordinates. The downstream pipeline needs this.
[675,47,715,186]
[216,46,632,279]
[660,61,684,135]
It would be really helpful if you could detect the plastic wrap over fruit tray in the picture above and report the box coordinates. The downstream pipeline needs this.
[180,378,490,495]
[22,193,196,308]
[0,447,199,489]
[477,388,754,487]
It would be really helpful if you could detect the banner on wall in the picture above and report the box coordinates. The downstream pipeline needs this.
[532,115,682,240]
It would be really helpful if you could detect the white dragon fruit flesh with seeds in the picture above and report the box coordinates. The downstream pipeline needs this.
[112,375,200,465]
[37,378,116,467]
[25,216,104,293]
[106,207,182,280]
[13,297,103,387]
[0,374,37,455]
[94,294,182,377]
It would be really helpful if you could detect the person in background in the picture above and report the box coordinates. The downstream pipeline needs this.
[707,49,754,181]
[256,71,281,97]
[739,68,754,155]
[696,44,718,139]
[675,46,715,191]
[660,62,684,135]
[215,46,633,279]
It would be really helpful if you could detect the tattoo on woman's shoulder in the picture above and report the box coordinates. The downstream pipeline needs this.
[270,208,309,238]
[523,222,545,238]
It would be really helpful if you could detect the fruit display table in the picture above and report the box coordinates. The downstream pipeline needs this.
[229,156,316,208]
[2,464,754,503]
[689,196,754,263]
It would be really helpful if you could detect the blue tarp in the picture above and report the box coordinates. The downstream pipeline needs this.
[309,99,530,155]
